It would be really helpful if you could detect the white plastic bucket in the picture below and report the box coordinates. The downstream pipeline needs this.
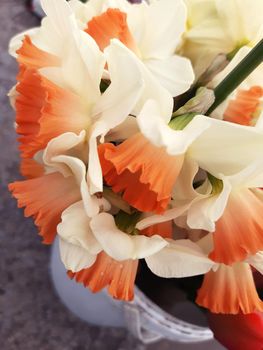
[50,239,224,348]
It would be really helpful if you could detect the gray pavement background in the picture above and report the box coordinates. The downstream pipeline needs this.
[0,1,176,349]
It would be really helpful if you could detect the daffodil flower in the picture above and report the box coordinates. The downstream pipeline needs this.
[69,0,195,96]
[99,95,263,217]
[8,132,107,243]
[10,0,194,98]
[57,200,170,301]
[183,0,263,75]
[10,0,186,198]
[139,157,263,268]
[146,234,263,314]
[98,99,211,214]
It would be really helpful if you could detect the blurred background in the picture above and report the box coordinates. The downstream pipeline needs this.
[0,1,179,349]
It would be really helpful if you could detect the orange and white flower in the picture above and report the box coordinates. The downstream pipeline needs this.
[146,234,263,314]
[57,200,170,300]
[142,157,263,266]
[8,0,263,312]
[15,39,149,195]
[8,0,193,269]
[9,127,112,244]
[191,163,263,266]
[99,95,263,218]
[10,0,193,197]
[10,0,194,98]
[98,99,211,214]
[134,112,263,273]
[70,0,195,96]
[8,132,91,244]
[197,261,263,314]
[9,99,177,299]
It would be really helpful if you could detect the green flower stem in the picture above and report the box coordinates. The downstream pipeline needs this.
[207,39,263,114]
[115,210,141,235]
[207,174,223,195]
[169,112,196,130]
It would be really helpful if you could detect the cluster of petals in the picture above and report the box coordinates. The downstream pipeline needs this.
[182,0,263,76]
[8,0,194,301]
[8,0,263,318]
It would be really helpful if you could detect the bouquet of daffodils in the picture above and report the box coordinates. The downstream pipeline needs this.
[8,0,263,346]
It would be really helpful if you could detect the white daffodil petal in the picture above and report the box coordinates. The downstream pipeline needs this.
[190,117,263,176]
[88,121,106,194]
[130,0,187,59]
[145,55,194,97]
[98,40,174,122]
[136,99,176,147]
[136,204,190,231]
[185,0,217,28]
[90,213,167,261]
[132,62,174,122]
[91,213,134,260]
[43,130,87,176]
[187,179,232,232]
[38,0,77,56]
[145,239,215,278]
[9,28,39,57]
[59,237,97,272]
[68,0,98,25]
[137,101,211,154]
[57,201,101,254]
[62,30,105,103]
[41,0,106,99]
[247,251,263,274]
[172,159,199,202]
[187,197,216,233]
[8,85,18,110]
[92,39,144,130]
[227,160,263,189]
[39,66,66,89]
[215,1,244,44]
[196,233,214,255]
[54,155,101,217]
[32,17,63,56]
[43,132,101,217]
[172,175,212,231]
[185,0,263,71]
[88,40,146,193]
[41,0,74,35]
[255,112,263,130]
[186,18,227,52]
[94,39,173,125]
[132,235,168,259]
[105,115,139,142]
[216,0,263,46]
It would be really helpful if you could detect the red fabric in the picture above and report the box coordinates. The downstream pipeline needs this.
[208,312,263,350]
